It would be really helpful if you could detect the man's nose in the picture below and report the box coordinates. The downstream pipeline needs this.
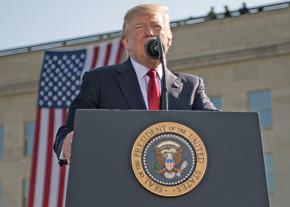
[144,26,155,37]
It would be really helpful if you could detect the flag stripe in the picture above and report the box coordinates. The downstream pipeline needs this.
[90,47,99,69]
[28,108,41,207]
[34,109,49,207]
[104,43,112,66]
[58,167,66,207]
[108,41,118,65]
[57,109,67,207]
[42,109,55,207]
[62,165,69,207]
[49,109,62,207]
[116,41,124,64]
[95,44,106,68]
[62,109,69,207]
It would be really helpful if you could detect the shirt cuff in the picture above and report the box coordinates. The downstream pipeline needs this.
[60,148,65,160]
[58,149,68,166]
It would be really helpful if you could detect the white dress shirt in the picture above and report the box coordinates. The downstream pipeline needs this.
[130,57,163,109]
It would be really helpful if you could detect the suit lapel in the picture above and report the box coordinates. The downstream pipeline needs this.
[115,59,147,109]
[115,60,183,110]
[160,69,183,109]
[165,69,183,99]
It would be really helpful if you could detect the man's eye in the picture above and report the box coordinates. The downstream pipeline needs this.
[135,26,144,30]
[153,25,162,29]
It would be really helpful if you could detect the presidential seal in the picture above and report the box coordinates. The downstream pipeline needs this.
[131,122,207,197]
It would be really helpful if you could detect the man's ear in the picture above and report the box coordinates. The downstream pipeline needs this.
[167,36,172,47]
[121,37,129,50]
[166,30,173,47]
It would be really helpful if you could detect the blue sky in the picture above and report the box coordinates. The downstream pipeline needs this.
[0,0,282,50]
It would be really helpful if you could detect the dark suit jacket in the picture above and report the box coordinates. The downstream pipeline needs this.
[53,58,217,159]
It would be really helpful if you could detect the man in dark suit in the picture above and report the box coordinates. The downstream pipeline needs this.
[54,4,217,165]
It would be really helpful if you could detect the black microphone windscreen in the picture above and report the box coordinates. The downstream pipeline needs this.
[144,39,160,59]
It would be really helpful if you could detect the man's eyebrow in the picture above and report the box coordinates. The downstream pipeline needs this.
[134,23,144,27]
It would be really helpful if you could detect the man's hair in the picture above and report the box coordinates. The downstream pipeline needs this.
[121,4,171,39]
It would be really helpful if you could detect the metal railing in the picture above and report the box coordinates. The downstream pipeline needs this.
[0,1,289,57]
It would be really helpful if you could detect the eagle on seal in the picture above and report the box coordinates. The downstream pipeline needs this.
[154,141,184,173]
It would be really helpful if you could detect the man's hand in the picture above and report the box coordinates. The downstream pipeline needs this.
[62,131,74,165]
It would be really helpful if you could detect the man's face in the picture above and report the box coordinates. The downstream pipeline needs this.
[122,12,172,68]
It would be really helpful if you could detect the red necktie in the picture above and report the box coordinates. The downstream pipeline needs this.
[147,69,160,110]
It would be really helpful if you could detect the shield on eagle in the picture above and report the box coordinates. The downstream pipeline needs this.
[165,158,175,172]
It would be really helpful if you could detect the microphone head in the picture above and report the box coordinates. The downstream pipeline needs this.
[144,39,160,59]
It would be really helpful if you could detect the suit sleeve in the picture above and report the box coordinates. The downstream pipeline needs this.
[192,77,218,111]
[53,71,100,160]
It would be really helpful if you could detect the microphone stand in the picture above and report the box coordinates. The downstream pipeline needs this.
[157,36,168,111]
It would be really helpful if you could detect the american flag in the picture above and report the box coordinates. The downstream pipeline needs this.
[28,38,124,207]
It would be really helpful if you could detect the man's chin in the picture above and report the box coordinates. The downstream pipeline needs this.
[130,55,160,68]
[144,58,161,69]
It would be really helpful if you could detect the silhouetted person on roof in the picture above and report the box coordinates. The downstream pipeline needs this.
[239,2,249,15]
[224,6,231,17]
[207,6,217,20]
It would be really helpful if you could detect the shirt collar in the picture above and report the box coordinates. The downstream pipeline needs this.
[130,57,163,80]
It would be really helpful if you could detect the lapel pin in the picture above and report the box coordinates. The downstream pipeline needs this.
[172,82,180,88]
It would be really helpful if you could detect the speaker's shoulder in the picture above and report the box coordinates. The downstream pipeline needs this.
[173,72,201,84]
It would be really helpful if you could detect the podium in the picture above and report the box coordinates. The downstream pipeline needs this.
[65,110,270,207]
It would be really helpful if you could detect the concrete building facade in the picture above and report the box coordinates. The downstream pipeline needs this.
[0,3,289,206]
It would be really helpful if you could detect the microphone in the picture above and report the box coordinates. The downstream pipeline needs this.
[144,38,162,59]
[144,36,169,110]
